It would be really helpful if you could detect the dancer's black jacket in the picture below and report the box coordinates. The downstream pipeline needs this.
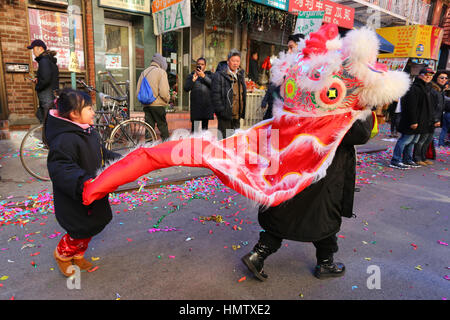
[45,113,120,239]
[258,112,374,242]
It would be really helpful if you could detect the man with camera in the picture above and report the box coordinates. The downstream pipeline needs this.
[184,58,214,132]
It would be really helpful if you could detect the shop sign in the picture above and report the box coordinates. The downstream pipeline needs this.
[377,25,443,60]
[35,0,68,7]
[152,0,191,36]
[5,63,30,73]
[294,11,324,37]
[105,54,122,69]
[289,0,354,29]
[28,8,85,71]
[98,0,151,15]
[377,58,408,71]
[251,0,289,11]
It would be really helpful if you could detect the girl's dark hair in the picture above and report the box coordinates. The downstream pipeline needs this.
[55,88,92,119]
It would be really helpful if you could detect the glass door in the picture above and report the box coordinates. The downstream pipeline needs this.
[104,19,134,110]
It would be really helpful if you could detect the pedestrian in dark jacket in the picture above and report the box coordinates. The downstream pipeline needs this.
[211,49,247,139]
[261,83,280,120]
[45,88,120,277]
[242,112,374,281]
[27,39,59,123]
[422,71,447,159]
[439,92,450,146]
[411,70,442,166]
[390,67,434,169]
[184,57,214,132]
[248,51,260,84]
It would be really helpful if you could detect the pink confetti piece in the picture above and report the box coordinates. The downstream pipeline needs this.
[437,240,448,246]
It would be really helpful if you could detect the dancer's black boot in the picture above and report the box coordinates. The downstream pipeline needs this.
[314,256,345,279]
[241,243,274,281]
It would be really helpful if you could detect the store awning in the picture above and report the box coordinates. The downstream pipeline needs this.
[377,34,394,53]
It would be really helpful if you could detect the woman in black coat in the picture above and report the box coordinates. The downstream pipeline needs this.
[184,58,214,132]
[242,112,374,281]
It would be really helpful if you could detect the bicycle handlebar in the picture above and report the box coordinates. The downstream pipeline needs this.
[77,79,127,103]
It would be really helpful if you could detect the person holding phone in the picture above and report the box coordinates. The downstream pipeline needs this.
[184,58,214,133]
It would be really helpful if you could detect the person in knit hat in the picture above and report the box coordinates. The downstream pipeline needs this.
[136,53,171,140]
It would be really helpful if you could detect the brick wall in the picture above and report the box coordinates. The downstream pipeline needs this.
[0,0,37,126]
[442,7,450,45]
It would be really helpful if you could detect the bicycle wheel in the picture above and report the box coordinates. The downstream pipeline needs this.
[107,119,157,154]
[19,124,50,181]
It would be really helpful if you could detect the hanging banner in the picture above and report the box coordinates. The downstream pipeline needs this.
[251,0,289,11]
[152,0,191,36]
[289,0,354,29]
[294,11,324,37]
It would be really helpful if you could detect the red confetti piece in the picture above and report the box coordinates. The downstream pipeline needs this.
[87,266,99,273]
[30,252,40,256]
[238,276,246,283]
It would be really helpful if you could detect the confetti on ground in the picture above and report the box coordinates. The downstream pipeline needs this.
[87,266,99,273]
[415,265,423,271]
[0,276,9,281]
[238,276,246,283]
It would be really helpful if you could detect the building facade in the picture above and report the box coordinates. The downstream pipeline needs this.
[0,0,447,135]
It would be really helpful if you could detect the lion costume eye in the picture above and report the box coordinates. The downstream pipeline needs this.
[314,77,347,110]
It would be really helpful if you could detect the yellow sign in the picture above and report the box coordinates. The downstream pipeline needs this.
[99,0,151,14]
[377,25,443,60]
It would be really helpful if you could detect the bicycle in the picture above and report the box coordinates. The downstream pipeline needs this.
[20,81,157,181]
[19,123,50,181]
[76,79,157,153]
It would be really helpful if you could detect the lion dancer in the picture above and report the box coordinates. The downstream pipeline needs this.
[242,113,374,280]
[81,23,409,281]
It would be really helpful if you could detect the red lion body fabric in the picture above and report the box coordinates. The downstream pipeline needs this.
[83,24,409,207]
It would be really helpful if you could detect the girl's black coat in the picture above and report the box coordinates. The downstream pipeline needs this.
[258,112,374,242]
[45,114,120,239]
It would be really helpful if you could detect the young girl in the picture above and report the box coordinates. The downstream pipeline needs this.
[45,88,120,277]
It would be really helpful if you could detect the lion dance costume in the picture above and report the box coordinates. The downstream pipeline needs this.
[82,24,410,207]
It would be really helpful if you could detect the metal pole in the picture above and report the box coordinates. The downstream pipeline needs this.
[68,1,77,89]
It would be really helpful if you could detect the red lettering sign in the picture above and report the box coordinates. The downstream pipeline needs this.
[289,0,354,29]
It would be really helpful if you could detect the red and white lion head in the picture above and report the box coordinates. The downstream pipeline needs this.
[270,24,410,119]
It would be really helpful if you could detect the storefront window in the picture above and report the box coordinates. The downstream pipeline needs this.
[162,31,181,110]
[28,8,85,71]
[205,2,235,72]
[161,27,190,112]
[104,24,130,83]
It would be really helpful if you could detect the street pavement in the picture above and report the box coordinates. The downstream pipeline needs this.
[0,125,449,302]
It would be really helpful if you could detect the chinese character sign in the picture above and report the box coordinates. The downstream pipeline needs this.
[252,0,289,11]
[294,11,324,37]
[152,0,191,36]
[289,0,354,29]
